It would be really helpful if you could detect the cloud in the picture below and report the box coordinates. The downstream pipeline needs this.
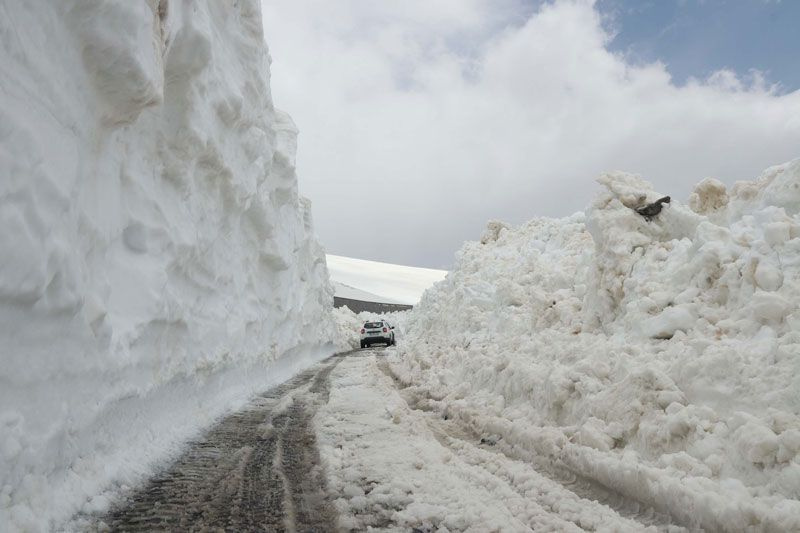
[261,0,800,268]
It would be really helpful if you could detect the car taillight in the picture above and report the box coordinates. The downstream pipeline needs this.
[383,327,388,332]
[361,328,365,334]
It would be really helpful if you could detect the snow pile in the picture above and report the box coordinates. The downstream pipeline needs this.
[391,160,800,531]
[0,1,336,529]
[333,306,367,351]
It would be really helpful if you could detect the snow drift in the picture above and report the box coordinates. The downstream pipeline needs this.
[0,1,337,529]
[391,160,800,531]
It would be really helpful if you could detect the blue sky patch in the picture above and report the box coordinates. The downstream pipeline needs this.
[596,0,800,91]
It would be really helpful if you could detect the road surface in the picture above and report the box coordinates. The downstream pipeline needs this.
[87,354,346,532]
[85,348,684,532]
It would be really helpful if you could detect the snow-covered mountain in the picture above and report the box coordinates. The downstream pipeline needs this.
[331,280,405,304]
[391,161,800,531]
[327,254,447,305]
[0,1,338,529]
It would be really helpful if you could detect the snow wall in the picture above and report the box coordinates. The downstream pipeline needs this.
[392,160,800,531]
[0,1,338,529]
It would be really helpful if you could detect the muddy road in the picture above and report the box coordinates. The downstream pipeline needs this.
[89,352,356,532]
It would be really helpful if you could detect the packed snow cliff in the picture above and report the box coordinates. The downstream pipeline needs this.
[391,160,800,531]
[0,1,338,529]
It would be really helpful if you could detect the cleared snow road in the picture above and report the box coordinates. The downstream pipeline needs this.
[317,352,686,532]
[84,349,683,532]
[86,354,347,532]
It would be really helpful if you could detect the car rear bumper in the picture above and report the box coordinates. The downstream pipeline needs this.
[362,336,392,343]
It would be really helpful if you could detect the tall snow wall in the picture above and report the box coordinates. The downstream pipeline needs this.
[0,1,336,529]
[393,160,800,531]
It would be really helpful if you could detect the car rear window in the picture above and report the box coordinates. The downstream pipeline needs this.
[364,322,383,328]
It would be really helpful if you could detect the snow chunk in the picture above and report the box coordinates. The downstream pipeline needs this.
[754,260,784,291]
[735,421,780,466]
[641,305,697,339]
[689,178,729,215]
[577,417,615,451]
[762,160,800,215]
[764,222,792,247]
[480,220,510,244]
[752,291,792,322]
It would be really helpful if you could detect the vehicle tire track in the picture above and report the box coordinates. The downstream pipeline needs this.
[376,358,685,532]
[89,354,346,532]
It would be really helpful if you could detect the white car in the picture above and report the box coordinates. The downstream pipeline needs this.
[360,320,395,348]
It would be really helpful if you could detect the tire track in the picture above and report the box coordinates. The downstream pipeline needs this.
[87,355,346,532]
[376,358,685,532]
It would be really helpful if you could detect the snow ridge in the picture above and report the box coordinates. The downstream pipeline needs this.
[0,1,336,529]
[392,160,800,531]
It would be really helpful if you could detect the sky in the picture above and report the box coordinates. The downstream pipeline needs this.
[598,0,800,90]
[260,0,800,269]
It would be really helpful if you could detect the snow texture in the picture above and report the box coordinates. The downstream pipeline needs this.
[0,1,337,530]
[391,160,800,532]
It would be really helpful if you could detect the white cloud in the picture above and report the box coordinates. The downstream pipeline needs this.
[261,0,800,268]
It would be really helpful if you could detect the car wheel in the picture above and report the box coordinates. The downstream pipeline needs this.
[360,341,366,349]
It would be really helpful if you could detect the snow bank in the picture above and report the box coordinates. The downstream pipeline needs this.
[391,160,800,531]
[0,1,336,529]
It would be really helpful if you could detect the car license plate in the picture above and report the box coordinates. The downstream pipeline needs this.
[369,332,380,336]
